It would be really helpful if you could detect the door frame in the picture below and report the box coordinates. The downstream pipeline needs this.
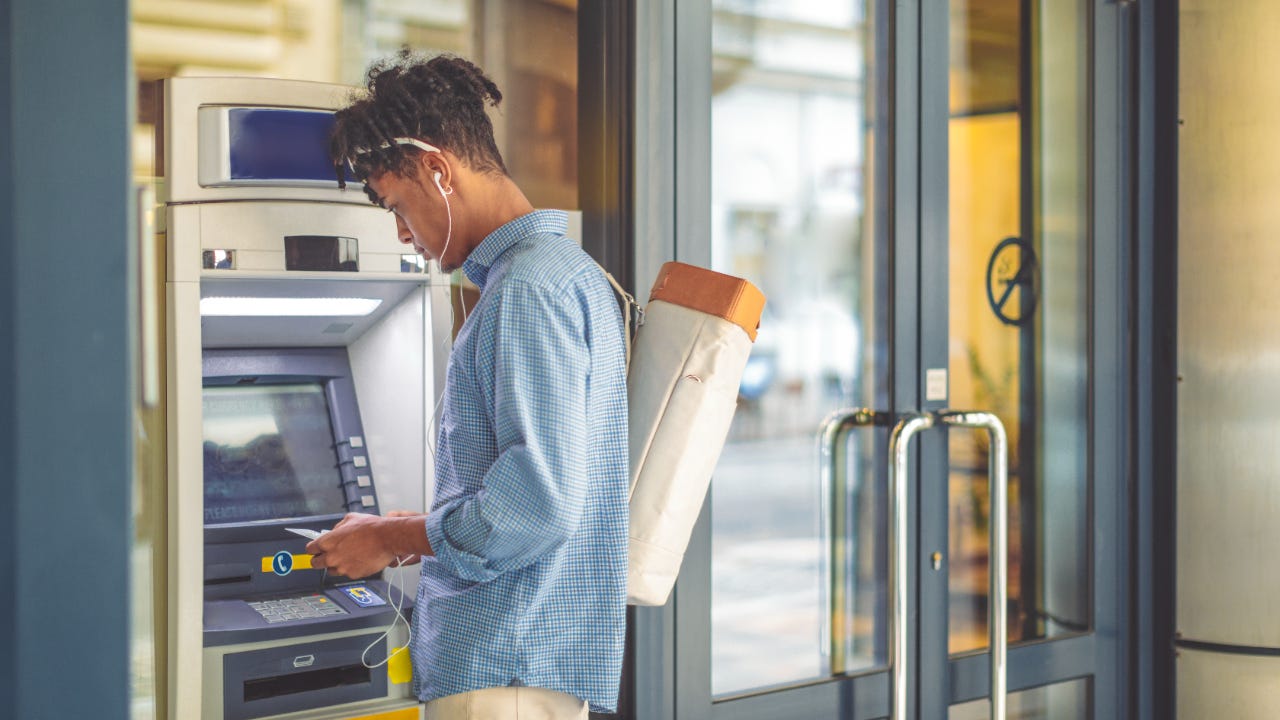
[642,0,910,718]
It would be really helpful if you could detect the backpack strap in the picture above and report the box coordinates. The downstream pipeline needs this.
[598,264,644,370]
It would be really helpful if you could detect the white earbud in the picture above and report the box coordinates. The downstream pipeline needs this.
[433,170,453,270]
[432,171,453,197]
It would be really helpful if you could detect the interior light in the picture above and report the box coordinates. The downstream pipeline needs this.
[200,297,383,317]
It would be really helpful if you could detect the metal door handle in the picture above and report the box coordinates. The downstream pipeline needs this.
[823,410,939,720]
[937,411,1009,720]
[820,408,886,675]
[824,409,1008,720]
[888,413,933,720]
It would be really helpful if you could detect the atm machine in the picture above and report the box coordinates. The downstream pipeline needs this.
[161,77,450,720]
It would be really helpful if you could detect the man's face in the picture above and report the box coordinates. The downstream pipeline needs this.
[366,168,455,271]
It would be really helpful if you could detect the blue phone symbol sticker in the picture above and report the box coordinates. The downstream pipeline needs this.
[272,551,294,576]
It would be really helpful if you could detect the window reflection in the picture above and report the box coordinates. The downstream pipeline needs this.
[133,0,578,210]
[947,0,1090,654]
[710,0,884,697]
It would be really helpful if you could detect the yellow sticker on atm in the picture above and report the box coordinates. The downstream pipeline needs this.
[387,646,413,685]
[260,552,315,575]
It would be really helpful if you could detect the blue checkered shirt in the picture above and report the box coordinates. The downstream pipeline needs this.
[414,210,628,712]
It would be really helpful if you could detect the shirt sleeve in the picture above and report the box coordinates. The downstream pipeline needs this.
[425,277,591,583]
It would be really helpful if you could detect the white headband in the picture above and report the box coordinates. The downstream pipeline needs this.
[346,137,442,173]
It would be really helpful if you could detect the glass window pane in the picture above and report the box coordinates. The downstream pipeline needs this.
[949,678,1090,719]
[709,0,886,697]
[133,0,578,210]
[947,0,1090,655]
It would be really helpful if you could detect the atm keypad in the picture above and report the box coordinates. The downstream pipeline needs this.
[248,594,348,624]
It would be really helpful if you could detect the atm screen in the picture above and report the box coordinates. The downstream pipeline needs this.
[226,108,355,184]
[203,383,346,524]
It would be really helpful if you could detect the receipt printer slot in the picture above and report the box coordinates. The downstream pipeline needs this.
[223,633,386,720]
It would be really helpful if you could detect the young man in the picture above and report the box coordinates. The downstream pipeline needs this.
[308,53,628,719]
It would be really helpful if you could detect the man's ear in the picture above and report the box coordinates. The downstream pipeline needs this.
[419,150,452,193]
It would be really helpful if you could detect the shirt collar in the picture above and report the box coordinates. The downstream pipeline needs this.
[463,209,569,289]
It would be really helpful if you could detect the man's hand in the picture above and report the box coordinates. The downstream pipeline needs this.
[307,513,397,579]
[306,511,434,578]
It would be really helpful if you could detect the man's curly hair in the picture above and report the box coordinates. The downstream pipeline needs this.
[330,51,507,201]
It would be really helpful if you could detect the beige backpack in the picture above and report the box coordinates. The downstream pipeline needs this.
[609,262,765,606]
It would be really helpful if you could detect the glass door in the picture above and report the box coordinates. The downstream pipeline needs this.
[706,0,886,698]
[656,0,1131,718]
[916,0,1127,716]
[670,2,898,718]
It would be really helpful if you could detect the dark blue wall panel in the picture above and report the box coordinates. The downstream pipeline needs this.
[8,1,133,718]
[0,0,16,709]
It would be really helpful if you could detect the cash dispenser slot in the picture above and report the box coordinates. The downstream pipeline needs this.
[223,633,385,720]
[244,662,370,702]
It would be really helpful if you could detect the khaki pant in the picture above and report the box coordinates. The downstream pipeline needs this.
[423,686,589,720]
